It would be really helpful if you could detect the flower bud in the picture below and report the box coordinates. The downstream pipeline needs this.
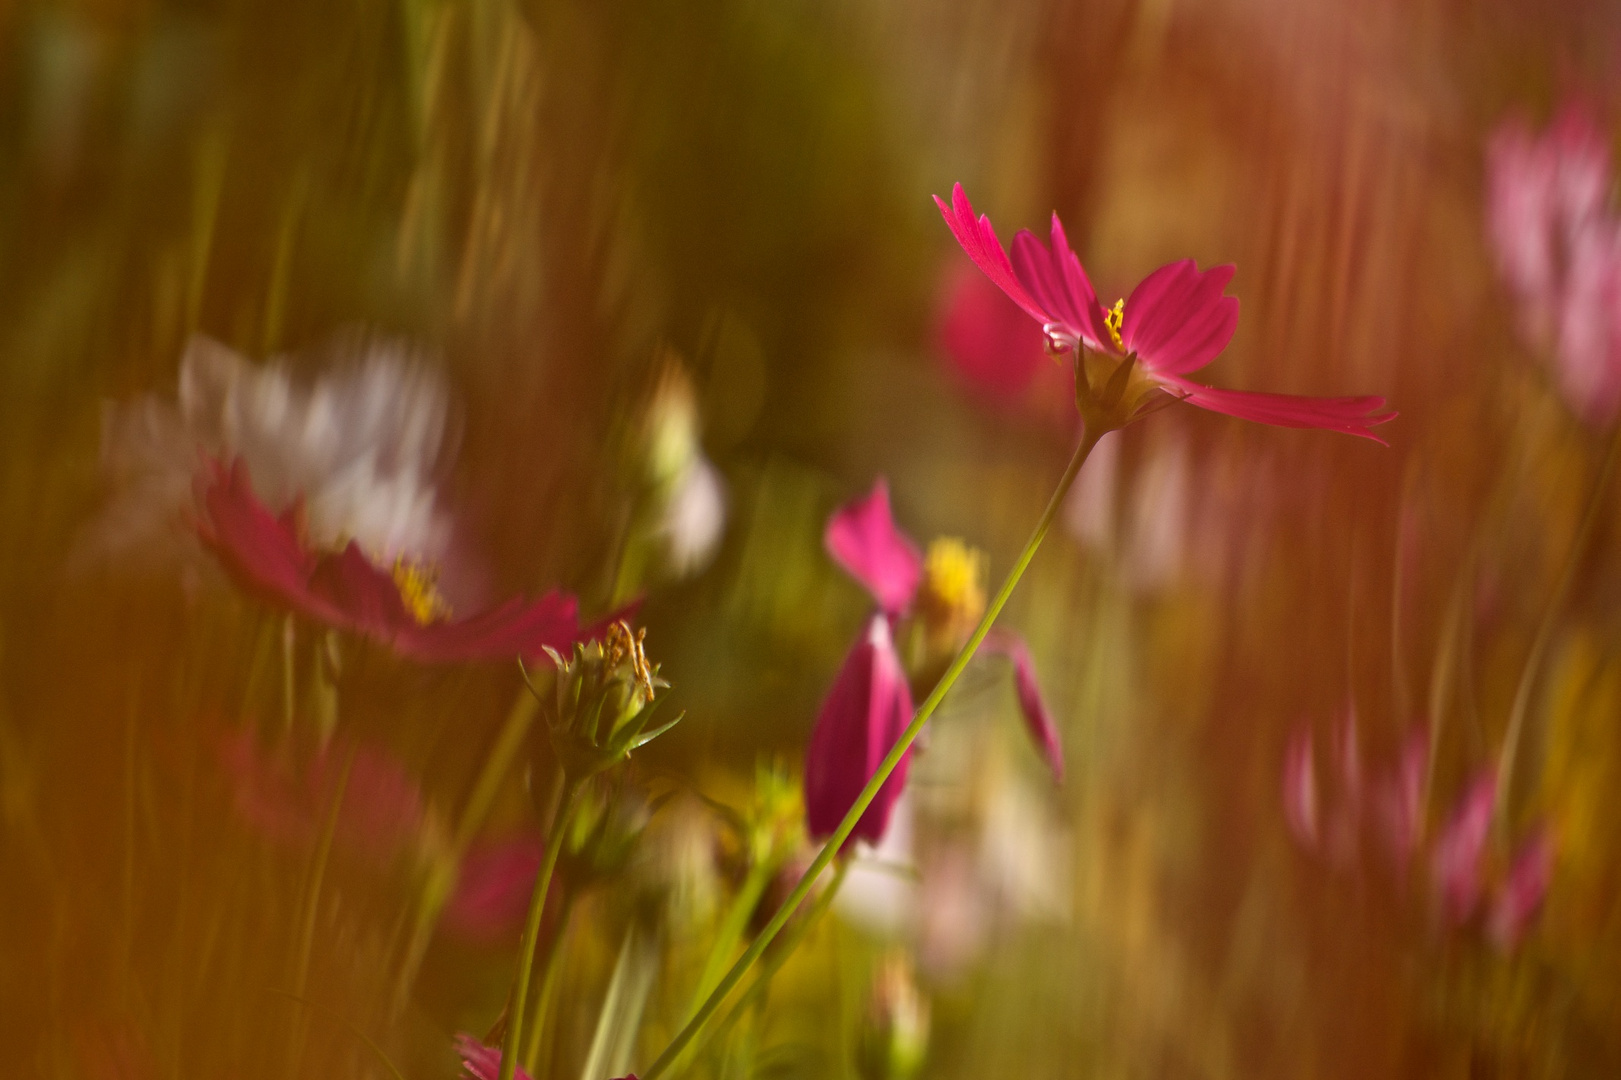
[533,621,679,779]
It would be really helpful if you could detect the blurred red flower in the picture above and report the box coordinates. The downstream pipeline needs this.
[935,184,1395,441]
[196,458,592,663]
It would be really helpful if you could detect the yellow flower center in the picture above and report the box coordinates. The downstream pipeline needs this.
[391,558,451,625]
[917,537,987,649]
[1104,298,1126,352]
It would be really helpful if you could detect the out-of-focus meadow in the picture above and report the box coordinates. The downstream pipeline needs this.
[4,0,1621,1076]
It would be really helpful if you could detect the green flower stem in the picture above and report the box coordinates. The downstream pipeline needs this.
[683,857,777,1021]
[500,774,584,1080]
[640,426,1104,1080]
[681,857,853,1076]
[1496,420,1621,839]
[521,894,576,1073]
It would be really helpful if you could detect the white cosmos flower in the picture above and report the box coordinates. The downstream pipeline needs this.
[84,332,455,569]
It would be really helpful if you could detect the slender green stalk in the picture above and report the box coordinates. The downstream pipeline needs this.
[683,858,776,1020]
[500,775,584,1080]
[1496,421,1621,838]
[685,857,853,1076]
[281,614,297,735]
[522,896,576,1072]
[640,428,1103,1080]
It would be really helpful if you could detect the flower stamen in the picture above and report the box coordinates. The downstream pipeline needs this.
[1104,299,1125,353]
[391,558,451,625]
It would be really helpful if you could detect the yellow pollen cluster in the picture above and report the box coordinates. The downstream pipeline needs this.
[604,620,657,701]
[1104,298,1126,352]
[391,558,451,626]
[918,537,987,647]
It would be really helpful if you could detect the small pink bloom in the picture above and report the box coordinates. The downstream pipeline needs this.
[1487,105,1621,426]
[983,630,1064,782]
[455,1035,533,1080]
[934,184,1396,441]
[1375,728,1429,869]
[937,263,1047,399]
[824,479,923,616]
[444,835,546,942]
[217,731,425,860]
[1554,219,1621,426]
[1488,826,1555,951]
[1282,723,1319,849]
[197,459,597,663]
[1487,106,1612,347]
[804,614,916,846]
[1431,769,1497,925]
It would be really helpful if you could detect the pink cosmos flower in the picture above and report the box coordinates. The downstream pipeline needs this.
[1431,768,1496,925]
[455,1036,533,1080]
[1487,106,1621,426]
[805,612,917,846]
[1487,826,1555,951]
[937,263,1048,400]
[805,480,1063,846]
[983,630,1065,782]
[823,479,922,617]
[455,1036,634,1080]
[935,184,1396,441]
[443,836,546,942]
[197,459,595,663]
[1282,724,1319,848]
[217,730,425,860]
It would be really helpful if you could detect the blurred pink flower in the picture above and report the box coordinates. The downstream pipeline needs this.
[455,1035,533,1080]
[1488,827,1555,951]
[824,478,922,616]
[217,731,424,859]
[197,459,594,663]
[807,481,1065,845]
[1431,769,1496,926]
[443,836,546,942]
[936,263,1047,400]
[935,184,1396,441]
[805,613,916,846]
[1487,106,1621,425]
[983,630,1065,783]
[1282,724,1319,848]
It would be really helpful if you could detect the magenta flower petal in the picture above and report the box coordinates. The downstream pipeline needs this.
[933,184,1051,327]
[455,1035,533,1080]
[803,614,915,846]
[1282,723,1319,850]
[983,630,1064,782]
[1488,826,1554,951]
[1156,377,1397,443]
[1121,260,1240,375]
[1431,768,1496,925]
[824,479,923,615]
[197,459,594,662]
[1008,216,1112,350]
[444,836,546,943]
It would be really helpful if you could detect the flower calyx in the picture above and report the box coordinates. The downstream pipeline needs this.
[527,620,681,780]
[1073,344,1171,435]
